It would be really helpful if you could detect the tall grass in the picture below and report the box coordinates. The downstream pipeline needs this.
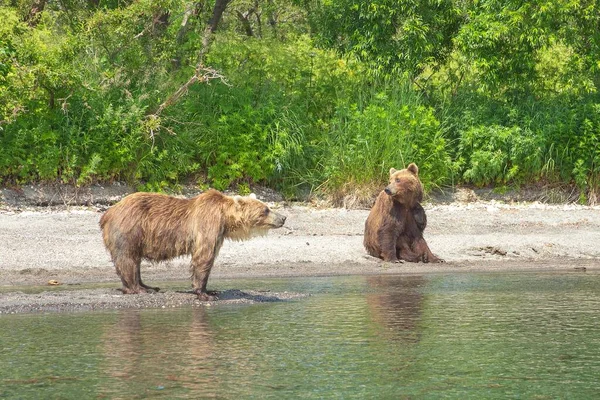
[319,78,452,203]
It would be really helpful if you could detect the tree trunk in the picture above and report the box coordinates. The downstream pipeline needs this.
[235,8,256,37]
[198,0,230,67]
[176,2,204,45]
[153,0,232,116]
[173,2,205,69]
[266,0,278,37]
[208,0,230,33]
[151,10,171,37]
[25,0,46,27]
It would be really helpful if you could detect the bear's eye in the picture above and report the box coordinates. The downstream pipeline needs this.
[395,177,401,183]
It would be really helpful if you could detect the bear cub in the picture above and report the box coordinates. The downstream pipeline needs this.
[100,189,286,300]
[364,163,442,263]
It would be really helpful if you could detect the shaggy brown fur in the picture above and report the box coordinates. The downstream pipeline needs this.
[99,189,286,300]
[363,163,442,263]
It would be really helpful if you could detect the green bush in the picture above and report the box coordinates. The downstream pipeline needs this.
[458,125,544,186]
[567,103,600,201]
[158,34,359,193]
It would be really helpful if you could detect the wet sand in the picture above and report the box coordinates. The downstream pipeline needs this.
[1,200,599,313]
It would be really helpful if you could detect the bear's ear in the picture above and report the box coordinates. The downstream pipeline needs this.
[407,163,419,176]
[389,168,397,176]
[233,195,243,203]
[248,193,257,200]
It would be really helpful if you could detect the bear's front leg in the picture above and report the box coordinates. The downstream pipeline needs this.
[190,234,224,300]
[191,259,218,301]
[378,229,402,263]
[194,289,218,301]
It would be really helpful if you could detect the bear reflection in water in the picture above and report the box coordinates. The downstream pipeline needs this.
[366,275,425,342]
[100,190,287,301]
[100,308,219,395]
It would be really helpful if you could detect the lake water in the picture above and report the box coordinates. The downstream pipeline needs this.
[1,272,600,399]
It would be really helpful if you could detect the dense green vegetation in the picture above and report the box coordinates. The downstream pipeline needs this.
[1,0,599,203]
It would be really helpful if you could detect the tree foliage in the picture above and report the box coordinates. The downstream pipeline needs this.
[1,0,600,202]
[306,0,462,77]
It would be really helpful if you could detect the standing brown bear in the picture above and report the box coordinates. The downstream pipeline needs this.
[364,163,442,263]
[100,189,286,300]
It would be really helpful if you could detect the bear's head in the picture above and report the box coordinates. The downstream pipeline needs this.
[384,163,423,206]
[227,193,287,240]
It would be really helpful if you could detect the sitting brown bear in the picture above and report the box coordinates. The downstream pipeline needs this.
[364,163,442,263]
[100,190,286,300]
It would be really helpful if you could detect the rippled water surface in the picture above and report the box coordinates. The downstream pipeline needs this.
[2,272,600,399]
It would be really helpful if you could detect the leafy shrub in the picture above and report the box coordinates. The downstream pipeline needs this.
[569,103,600,201]
[160,34,359,192]
[458,125,544,186]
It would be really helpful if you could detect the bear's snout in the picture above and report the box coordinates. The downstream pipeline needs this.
[273,213,287,227]
[264,211,286,228]
[384,187,393,195]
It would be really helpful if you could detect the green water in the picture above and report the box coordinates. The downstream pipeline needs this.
[1,272,600,399]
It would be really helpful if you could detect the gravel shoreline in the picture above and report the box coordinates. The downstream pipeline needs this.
[1,196,599,314]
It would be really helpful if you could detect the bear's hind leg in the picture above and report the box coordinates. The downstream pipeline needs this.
[190,237,224,301]
[139,281,161,292]
[397,246,424,263]
[396,236,425,263]
[413,238,444,263]
[114,254,147,294]
[136,263,160,292]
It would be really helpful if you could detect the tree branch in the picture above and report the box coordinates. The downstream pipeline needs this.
[235,8,256,37]
[154,66,229,116]
[150,0,232,118]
